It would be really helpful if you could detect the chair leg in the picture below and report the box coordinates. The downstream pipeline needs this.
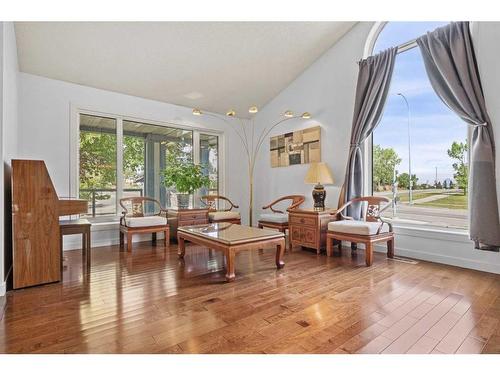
[119,231,124,248]
[82,232,86,266]
[258,223,264,252]
[86,231,91,272]
[127,233,133,252]
[338,240,342,254]
[326,236,333,257]
[365,242,373,267]
[283,229,291,252]
[387,238,394,258]
[351,242,357,251]
[164,230,169,247]
[152,232,157,243]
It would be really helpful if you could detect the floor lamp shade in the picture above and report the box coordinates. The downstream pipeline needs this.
[304,162,334,210]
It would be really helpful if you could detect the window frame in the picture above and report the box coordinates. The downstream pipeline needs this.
[70,105,225,222]
[363,21,471,233]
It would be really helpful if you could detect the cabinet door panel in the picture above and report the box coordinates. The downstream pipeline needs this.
[302,228,317,246]
[290,226,302,242]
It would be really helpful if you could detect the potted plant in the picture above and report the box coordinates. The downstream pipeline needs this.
[161,143,210,209]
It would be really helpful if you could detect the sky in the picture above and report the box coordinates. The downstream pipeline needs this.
[373,22,468,185]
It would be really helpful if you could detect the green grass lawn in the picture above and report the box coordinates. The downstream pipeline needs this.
[415,193,468,209]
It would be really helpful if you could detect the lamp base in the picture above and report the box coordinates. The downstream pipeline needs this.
[312,184,326,211]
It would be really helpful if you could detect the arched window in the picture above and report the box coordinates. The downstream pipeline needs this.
[370,22,469,230]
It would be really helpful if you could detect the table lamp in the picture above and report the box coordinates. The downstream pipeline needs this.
[304,162,334,211]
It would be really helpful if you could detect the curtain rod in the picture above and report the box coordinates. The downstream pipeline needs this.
[358,37,418,64]
[397,38,418,53]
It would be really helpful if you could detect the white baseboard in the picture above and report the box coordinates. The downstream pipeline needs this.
[374,244,500,275]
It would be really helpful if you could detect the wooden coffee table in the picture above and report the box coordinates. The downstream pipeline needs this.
[177,223,286,282]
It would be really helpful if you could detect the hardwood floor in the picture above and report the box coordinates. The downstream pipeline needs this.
[0,240,499,354]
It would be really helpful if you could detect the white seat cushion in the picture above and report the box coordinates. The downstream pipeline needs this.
[259,213,289,224]
[209,211,241,221]
[328,220,390,235]
[125,216,167,228]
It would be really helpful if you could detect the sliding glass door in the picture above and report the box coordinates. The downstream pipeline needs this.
[122,120,193,211]
[199,133,219,198]
[78,113,221,221]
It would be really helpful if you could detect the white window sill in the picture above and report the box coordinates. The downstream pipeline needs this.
[391,222,470,244]
[87,219,120,231]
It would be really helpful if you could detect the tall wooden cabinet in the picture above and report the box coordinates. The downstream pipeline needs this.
[10,160,87,289]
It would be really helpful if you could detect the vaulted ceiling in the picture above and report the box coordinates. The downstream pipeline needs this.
[15,22,355,117]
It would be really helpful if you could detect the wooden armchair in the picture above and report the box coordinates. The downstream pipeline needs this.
[119,197,169,252]
[200,195,241,224]
[326,196,394,266]
[258,195,305,250]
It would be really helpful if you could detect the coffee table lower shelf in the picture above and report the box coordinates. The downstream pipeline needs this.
[177,225,285,282]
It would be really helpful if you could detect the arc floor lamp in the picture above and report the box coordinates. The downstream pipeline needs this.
[193,106,311,226]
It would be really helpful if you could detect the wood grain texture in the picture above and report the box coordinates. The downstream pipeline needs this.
[57,199,88,216]
[11,160,61,289]
[0,240,499,354]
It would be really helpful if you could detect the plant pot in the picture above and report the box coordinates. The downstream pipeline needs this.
[176,193,191,209]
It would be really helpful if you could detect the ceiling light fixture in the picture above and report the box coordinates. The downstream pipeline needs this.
[248,106,258,114]
[284,110,294,118]
[301,112,311,119]
[192,108,202,116]
[226,110,236,117]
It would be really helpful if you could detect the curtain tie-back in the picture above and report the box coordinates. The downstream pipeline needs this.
[473,122,488,127]
[350,143,361,148]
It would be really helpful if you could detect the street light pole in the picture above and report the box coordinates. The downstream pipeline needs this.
[397,93,412,205]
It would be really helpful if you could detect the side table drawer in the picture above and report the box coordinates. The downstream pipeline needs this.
[290,215,316,226]
[179,219,208,227]
[179,213,207,221]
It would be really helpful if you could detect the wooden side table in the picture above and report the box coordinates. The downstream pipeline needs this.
[288,208,337,254]
[59,219,91,274]
[167,207,209,239]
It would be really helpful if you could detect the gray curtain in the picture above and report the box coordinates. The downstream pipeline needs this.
[344,48,397,219]
[417,22,500,250]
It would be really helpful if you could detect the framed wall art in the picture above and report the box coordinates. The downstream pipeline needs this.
[270,125,321,168]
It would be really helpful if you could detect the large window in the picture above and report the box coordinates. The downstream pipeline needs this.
[78,113,221,221]
[199,133,219,197]
[79,115,118,217]
[371,22,469,230]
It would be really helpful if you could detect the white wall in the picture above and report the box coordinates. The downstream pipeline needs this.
[253,22,500,274]
[0,22,19,296]
[17,73,249,250]
[253,22,371,212]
